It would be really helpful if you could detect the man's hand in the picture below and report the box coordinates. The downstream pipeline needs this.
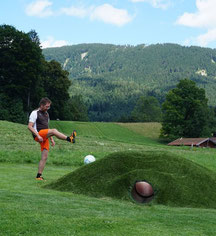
[51,137,55,147]
[37,135,43,143]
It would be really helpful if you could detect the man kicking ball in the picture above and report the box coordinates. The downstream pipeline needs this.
[28,97,77,180]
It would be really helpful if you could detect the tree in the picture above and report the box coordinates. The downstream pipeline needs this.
[160,79,211,139]
[0,24,72,123]
[131,96,162,122]
[0,24,44,119]
[41,60,71,120]
[27,30,41,46]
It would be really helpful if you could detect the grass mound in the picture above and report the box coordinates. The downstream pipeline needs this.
[46,151,216,209]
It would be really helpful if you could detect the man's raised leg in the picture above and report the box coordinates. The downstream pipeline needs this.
[47,129,77,143]
[47,129,67,140]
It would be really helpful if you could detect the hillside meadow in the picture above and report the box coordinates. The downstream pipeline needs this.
[1,120,216,235]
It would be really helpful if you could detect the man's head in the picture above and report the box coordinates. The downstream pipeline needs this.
[39,97,52,111]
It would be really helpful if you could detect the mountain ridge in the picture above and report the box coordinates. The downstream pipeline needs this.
[43,43,216,121]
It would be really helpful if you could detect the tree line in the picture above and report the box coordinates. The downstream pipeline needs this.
[0,25,88,123]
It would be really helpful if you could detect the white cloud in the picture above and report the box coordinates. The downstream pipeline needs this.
[176,0,216,47]
[41,37,69,48]
[182,30,216,48]
[26,2,133,26]
[197,28,216,47]
[90,4,133,26]
[60,6,90,18]
[25,0,53,17]
[60,4,133,26]
[130,0,171,10]
[176,0,216,28]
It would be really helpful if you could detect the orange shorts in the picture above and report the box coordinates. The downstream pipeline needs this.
[34,129,49,151]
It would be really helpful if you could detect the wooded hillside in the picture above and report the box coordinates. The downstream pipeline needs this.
[43,43,216,121]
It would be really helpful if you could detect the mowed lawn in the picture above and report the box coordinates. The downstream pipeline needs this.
[118,122,162,140]
[1,120,216,235]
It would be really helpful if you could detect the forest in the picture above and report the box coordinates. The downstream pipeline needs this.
[43,43,216,121]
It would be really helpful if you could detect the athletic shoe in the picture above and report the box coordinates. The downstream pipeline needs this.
[70,130,77,143]
[36,176,46,181]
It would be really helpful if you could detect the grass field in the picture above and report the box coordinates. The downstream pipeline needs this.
[1,120,216,235]
[118,122,162,140]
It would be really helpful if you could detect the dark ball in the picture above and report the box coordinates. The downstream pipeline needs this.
[131,181,154,203]
[135,181,154,197]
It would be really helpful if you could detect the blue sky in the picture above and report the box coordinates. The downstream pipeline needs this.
[1,0,216,48]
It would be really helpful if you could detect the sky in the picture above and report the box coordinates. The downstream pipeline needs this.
[1,0,216,49]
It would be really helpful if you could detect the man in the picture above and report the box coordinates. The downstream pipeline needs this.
[28,97,77,180]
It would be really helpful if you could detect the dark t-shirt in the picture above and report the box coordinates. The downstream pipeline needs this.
[29,109,49,138]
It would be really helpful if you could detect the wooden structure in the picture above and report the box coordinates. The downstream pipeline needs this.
[168,137,216,148]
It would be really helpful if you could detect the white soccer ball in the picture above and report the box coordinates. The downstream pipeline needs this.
[84,155,96,164]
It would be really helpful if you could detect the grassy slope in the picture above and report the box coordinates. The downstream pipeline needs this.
[1,120,216,235]
[0,120,160,166]
[1,120,216,171]
[117,122,162,140]
[46,151,216,209]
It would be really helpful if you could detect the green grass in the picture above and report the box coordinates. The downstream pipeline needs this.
[0,120,161,166]
[1,120,216,171]
[118,122,162,140]
[46,151,216,209]
[1,120,216,235]
[1,163,216,236]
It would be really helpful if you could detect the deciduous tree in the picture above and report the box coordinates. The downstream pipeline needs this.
[160,79,211,139]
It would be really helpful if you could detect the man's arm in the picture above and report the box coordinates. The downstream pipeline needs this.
[28,122,43,143]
